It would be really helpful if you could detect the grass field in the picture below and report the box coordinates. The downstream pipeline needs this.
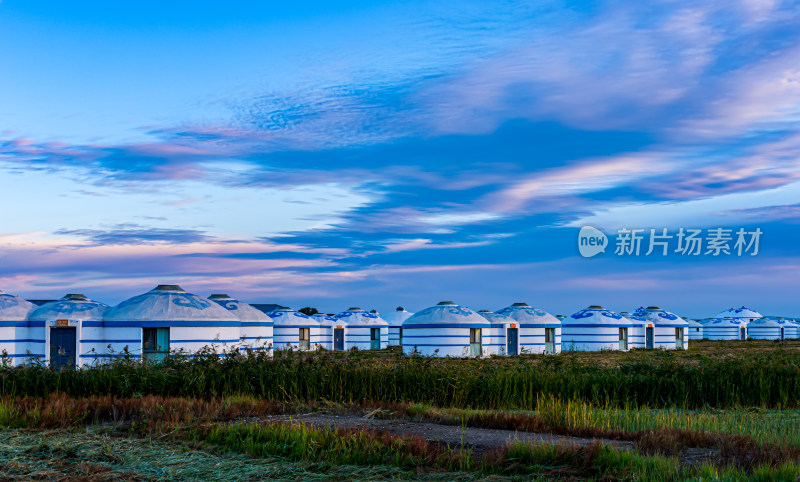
[1,341,799,480]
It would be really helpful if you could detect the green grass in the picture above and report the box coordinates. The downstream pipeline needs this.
[2,344,800,409]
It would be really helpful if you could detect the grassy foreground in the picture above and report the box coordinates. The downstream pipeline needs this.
[2,342,800,409]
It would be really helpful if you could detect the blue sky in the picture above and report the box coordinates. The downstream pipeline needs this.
[1,0,800,318]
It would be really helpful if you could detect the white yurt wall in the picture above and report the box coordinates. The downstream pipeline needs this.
[562,306,635,352]
[333,307,389,350]
[103,285,241,361]
[384,307,414,346]
[700,317,748,340]
[313,313,339,350]
[622,311,646,349]
[477,310,509,356]
[402,301,491,357]
[632,307,690,350]
[269,307,324,351]
[0,290,37,366]
[495,302,562,355]
[28,294,109,368]
[209,294,274,353]
[747,317,784,340]
[685,318,704,341]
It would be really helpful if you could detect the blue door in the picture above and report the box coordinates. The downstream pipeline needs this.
[646,327,654,349]
[334,328,344,351]
[506,328,518,355]
[50,327,77,369]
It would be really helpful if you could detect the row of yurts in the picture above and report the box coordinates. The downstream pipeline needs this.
[0,284,797,367]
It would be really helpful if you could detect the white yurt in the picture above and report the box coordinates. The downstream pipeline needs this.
[495,302,562,355]
[477,310,512,356]
[401,301,492,357]
[384,307,414,346]
[716,306,762,322]
[747,317,786,340]
[699,317,748,340]
[333,307,389,351]
[104,285,241,362]
[685,318,704,341]
[0,290,37,366]
[562,305,636,352]
[28,294,109,368]
[631,307,689,350]
[621,311,646,349]
[777,318,800,339]
[312,313,339,350]
[209,294,274,353]
[268,307,324,351]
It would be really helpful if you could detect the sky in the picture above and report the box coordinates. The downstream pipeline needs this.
[1,0,800,318]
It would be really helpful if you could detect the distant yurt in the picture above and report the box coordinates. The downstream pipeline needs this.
[776,318,800,339]
[700,317,748,340]
[268,307,324,351]
[312,313,340,350]
[685,318,704,341]
[495,302,562,355]
[209,294,273,353]
[0,290,37,366]
[402,301,491,357]
[562,306,635,352]
[747,317,786,340]
[333,307,389,351]
[716,307,762,322]
[28,294,109,368]
[104,285,240,362]
[384,307,414,346]
[631,307,689,350]
[477,310,512,356]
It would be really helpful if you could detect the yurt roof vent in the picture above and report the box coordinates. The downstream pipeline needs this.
[348,306,362,311]
[588,305,604,310]
[396,306,405,311]
[64,294,89,301]
[478,309,492,313]
[208,294,230,299]
[437,301,455,305]
[646,306,660,310]
[154,284,184,292]
[511,302,529,306]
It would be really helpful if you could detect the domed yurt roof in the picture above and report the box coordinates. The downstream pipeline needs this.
[564,305,634,326]
[312,313,339,325]
[384,306,414,325]
[105,285,238,322]
[29,294,108,321]
[334,307,388,326]
[0,290,36,321]
[208,294,270,323]
[684,317,703,328]
[700,317,747,326]
[716,306,762,319]
[495,302,560,326]
[633,306,689,326]
[268,307,320,327]
[477,310,511,324]
[403,301,490,327]
[748,317,783,328]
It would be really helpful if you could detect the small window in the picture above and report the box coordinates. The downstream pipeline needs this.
[675,327,684,349]
[299,328,310,351]
[370,328,380,350]
[619,327,628,350]
[470,328,482,356]
[143,327,169,363]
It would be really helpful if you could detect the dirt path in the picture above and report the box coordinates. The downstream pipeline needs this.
[261,412,636,455]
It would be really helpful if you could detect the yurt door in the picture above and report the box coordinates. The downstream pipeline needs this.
[781,327,785,340]
[545,328,555,354]
[50,327,76,369]
[469,329,482,356]
[506,328,518,355]
[334,328,344,351]
[739,327,746,340]
[645,327,654,349]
